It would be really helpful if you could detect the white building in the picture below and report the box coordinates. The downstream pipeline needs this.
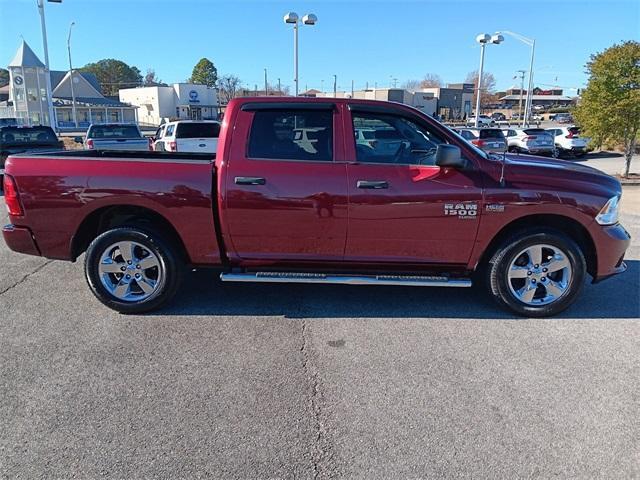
[119,83,218,126]
[0,40,137,128]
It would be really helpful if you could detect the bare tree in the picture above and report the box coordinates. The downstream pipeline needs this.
[218,74,242,104]
[402,79,422,91]
[420,73,443,88]
[465,70,497,108]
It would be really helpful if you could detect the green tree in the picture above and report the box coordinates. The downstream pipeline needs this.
[0,68,9,87]
[80,59,143,96]
[574,41,640,178]
[189,58,218,87]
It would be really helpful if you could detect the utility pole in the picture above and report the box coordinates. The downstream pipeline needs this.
[515,70,526,123]
[333,75,337,97]
[351,79,354,97]
[264,68,268,95]
[278,78,281,95]
[321,79,324,93]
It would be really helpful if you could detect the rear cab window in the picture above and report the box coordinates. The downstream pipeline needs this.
[0,126,58,145]
[176,122,221,139]
[248,110,333,161]
[88,125,142,139]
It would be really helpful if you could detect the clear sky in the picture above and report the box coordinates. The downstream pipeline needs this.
[1,0,638,93]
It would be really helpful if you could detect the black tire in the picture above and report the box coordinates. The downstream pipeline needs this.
[84,227,183,313]
[486,230,586,317]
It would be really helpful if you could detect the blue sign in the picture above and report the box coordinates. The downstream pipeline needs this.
[14,75,24,86]
[188,90,200,103]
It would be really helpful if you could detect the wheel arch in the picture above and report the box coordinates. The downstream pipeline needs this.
[71,204,189,263]
[476,214,597,277]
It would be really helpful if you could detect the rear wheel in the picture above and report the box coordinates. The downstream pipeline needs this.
[84,227,183,313]
[487,230,586,317]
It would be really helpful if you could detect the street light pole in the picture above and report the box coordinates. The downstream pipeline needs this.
[474,33,503,128]
[495,31,535,127]
[37,0,57,130]
[284,12,317,97]
[264,68,268,95]
[515,70,526,123]
[333,74,337,97]
[524,39,536,127]
[67,22,78,128]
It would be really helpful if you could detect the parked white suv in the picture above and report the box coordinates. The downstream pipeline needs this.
[503,128,555,156]
[546,126,589,157]
[153,120,220,153]
[466,115,494,127]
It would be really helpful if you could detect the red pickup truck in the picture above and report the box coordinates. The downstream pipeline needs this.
[2,97,630,317]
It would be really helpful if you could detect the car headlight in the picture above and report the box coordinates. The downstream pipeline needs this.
[595,195,620,225]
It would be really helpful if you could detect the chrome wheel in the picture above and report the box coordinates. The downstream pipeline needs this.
[507,243,572,306]
[97,241,161,302]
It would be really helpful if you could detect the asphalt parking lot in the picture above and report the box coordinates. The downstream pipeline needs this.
[0,158,638,478]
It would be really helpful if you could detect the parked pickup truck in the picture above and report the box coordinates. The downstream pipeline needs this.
[3,97,630,317]
[1,125,63,183]
[75,123,150,151]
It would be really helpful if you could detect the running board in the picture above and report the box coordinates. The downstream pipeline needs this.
[220,271,472,288]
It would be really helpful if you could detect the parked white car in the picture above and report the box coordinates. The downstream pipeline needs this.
[153,120,220,153]
[546,126,589,157]
[503,128,555,156]
[466,115,495,126]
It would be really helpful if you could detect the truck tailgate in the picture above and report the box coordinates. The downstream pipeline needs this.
[177,138,218,153]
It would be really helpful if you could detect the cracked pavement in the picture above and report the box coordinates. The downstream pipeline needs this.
[0,186,639,479]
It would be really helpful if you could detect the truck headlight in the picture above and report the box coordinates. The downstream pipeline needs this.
[595,195,620,225]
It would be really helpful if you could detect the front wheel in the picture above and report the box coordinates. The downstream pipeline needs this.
[84,227,183,313]
[486,231,586,317]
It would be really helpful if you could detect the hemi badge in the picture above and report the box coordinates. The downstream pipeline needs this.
[486,204,505,212]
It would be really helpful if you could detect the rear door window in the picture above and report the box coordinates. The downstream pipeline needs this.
[175,122,221,139]
[479,129,505,139]
[248,110,333,161]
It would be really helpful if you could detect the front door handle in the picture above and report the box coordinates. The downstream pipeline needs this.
[235,176,266,186]
[357,180,389,189]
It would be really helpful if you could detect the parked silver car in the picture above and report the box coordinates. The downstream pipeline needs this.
[456,127,507,154]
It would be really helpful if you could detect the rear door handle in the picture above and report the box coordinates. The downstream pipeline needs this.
[357,180,389,189]
[235,176,266,186]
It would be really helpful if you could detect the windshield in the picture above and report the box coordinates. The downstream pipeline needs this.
[175,122,220,139]
[0,126,58,145]
[88,125,142,139]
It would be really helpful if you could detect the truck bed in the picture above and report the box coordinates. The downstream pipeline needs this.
[4,150,220,265]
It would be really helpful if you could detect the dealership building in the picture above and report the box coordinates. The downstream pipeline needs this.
[119,83,219,126]
[0,41,137,128]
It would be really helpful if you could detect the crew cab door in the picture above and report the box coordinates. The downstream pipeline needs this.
[345,106,483,265]
[223,103,348,262]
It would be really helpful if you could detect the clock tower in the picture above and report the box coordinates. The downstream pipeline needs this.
[8,41,50,126]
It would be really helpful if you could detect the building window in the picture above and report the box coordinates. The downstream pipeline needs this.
[27,88,38,102]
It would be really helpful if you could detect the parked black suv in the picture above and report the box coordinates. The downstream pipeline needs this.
[1,126,63,185]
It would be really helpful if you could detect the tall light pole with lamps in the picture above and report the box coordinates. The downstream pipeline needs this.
[37,0,60,130]
[474,33,503,128]
[67,21,78,128]
[496,31,535,127]
[283,12,317,96]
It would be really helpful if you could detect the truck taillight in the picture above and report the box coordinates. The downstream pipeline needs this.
[3,175,23,217]
[86,138,94,149]
[524,135,537,141]
[471,139,486,147]
[168,141,177,152]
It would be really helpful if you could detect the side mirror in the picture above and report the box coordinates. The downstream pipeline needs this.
[73,136,83,144]
[435,144,466,168]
